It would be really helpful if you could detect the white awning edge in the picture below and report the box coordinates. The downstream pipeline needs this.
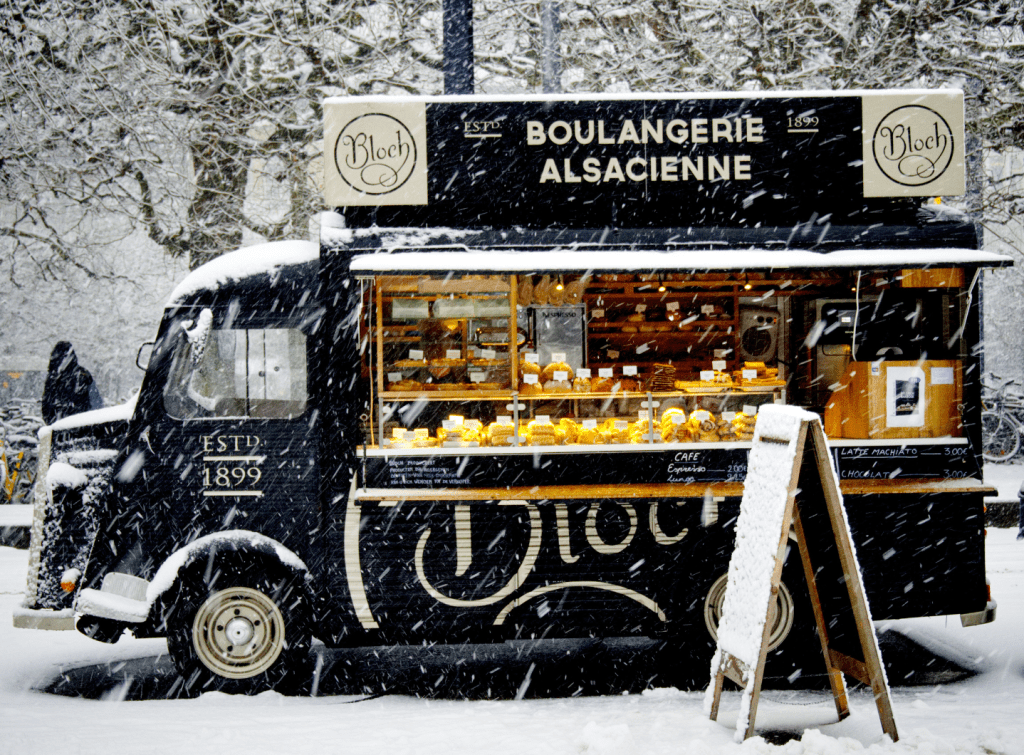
[350,248,1011,274]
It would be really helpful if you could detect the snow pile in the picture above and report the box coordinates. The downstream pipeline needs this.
[320,225,482,254]
[715,406,814,662]
[346,248,1011,274]
[181,308,214,362]
[45,462,89,490]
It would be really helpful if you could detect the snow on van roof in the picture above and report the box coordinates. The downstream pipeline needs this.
[321,225,479,250]
[167,240,319,305]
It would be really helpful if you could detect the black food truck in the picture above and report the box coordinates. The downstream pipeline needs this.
[16,91,1004,694]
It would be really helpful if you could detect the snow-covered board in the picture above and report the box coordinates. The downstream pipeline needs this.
[704,404,897,743]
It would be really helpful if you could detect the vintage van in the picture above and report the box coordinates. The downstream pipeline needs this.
[17,91,1001,694]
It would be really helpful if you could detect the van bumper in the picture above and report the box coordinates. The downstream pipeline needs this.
[12,607,75,630]
[76,572,152,624]
[960,600,997,627]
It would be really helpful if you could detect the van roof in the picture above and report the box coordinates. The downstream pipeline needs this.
[167,240,319,307]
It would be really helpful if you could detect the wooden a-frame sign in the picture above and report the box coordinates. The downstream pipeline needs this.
[706,406,898,743]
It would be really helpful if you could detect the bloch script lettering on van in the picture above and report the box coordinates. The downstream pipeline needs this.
[412,500,687,620]
[200,435,265,497]
[345,498,691,629]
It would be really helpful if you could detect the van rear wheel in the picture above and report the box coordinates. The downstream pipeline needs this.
[167,557,310,695]
[702,573,796,652]
[697,565,823,688]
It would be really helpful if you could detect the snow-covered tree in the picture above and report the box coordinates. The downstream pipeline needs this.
[0,0,448,276]
[2,0,1023,275]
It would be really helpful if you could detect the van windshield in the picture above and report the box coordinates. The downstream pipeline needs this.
[163,310,307,419]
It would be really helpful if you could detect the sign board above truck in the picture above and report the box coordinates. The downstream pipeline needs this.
[324,91,965,230]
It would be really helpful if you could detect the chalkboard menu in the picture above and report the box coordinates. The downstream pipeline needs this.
[364,447,753,489]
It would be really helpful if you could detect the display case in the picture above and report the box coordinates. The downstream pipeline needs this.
[364,272,790,453]
[360,264,977,463]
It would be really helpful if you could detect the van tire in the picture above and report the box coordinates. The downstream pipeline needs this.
[659,554,821,690]
[695,563,823,689]
[166,555,311,695]
[702,573,796,652]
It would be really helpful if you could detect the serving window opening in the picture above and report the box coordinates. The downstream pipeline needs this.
[360,267,971,453]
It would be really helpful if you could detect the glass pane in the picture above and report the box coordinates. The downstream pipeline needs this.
[164,316,307,419]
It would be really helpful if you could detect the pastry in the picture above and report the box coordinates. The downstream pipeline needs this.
[519,381,544,396]
[563,277,585,304]
[487,421,515,447]
[517,276,534,307]
[534,275,552,305]
[731,411,757,441]
[527,418,557,446]
[541,362,575,383]
[387,378,422,391]
[411,429,439,448]
[601,419,630,444]
[547,280,566,306]
[520,359,542,377]
[559,418,580,444]
[543,379,572,393]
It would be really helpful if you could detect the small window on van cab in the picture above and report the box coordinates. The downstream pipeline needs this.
[163,311,307,420]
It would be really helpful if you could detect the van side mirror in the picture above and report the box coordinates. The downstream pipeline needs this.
[136,341,155,371]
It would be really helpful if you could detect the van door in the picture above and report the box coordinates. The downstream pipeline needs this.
[106,306,322,580]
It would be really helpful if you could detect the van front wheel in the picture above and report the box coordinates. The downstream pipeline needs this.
[167,558,310,695]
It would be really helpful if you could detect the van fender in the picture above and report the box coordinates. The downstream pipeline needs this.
[149,530,312,608]
[79,530,312,636]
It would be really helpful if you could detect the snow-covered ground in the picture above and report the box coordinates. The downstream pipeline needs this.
[983,459,1024,502]
[1,523,1022,755]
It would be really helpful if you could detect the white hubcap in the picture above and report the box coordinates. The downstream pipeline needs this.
[192,586,286,679]
[224,616,256,646]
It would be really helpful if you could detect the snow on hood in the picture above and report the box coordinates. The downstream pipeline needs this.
[45,393,138,434]
[166,240,319,305]
[45,461,90,490]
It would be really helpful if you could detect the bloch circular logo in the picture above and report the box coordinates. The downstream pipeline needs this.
[872,105,954,187]
[334,113,417,195]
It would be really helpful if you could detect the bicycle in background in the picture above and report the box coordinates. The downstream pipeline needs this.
[1,401,41,505]
[981,374,1024,463]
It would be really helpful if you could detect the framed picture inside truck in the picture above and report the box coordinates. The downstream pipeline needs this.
[16,91,1004,695]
